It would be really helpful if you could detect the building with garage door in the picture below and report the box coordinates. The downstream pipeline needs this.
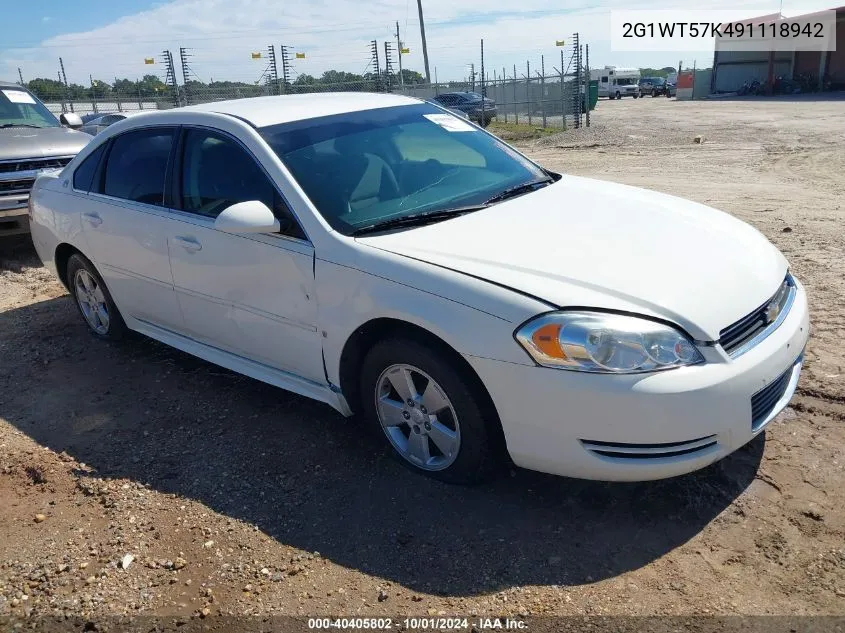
[711,6,845,93]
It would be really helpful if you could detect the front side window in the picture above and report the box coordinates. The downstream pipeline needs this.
[260,104,548,235]
[102,128,175,206]
[179,129,276,218]
[0,88,60,129]
[179,128,305,239]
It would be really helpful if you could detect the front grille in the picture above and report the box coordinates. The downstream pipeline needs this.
[719,276,794,356]
[751,367,792,432]
[0,157,73,174]
[581,435,718,460]
[0,178,35,194]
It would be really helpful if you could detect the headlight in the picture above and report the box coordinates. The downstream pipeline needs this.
[515,311,704,373]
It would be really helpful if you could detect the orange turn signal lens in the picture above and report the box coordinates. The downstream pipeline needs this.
[530,323,566,359]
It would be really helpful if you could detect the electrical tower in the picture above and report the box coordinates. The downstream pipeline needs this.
[280,45,292,93]
[370,40,381,91]
[58,58,73,113]
[266,45,279,95]
[571,33,582,128]
[162,50,180,107]
[480,39,486,97]
[384,42,394,91]
[179,47,196,104]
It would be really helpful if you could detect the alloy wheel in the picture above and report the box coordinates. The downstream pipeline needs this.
[74,269,110,335]
[375,363,461,471]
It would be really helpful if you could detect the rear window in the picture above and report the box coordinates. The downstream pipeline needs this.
[72,145,106,192]
[102,128,175,206]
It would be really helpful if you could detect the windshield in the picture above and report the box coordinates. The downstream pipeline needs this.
[260,103,548,235]
[0,88,60,128]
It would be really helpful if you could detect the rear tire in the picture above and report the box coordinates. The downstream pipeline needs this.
[67,254,127,340]
[360,337,501,484]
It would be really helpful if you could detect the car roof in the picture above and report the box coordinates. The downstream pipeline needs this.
[0,81,28,89]
[179,92,419,128]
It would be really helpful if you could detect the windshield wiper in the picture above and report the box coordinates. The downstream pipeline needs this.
[351,205,487,236]
[483,178,554,205]
[0,123,43,129]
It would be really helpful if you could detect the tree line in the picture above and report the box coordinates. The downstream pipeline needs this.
[24,68,427,102]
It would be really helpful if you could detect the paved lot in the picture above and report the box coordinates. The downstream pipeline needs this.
[0,96,843,622]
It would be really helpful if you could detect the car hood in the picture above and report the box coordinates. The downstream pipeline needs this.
[0,126,91,162]
[357,176,788,340]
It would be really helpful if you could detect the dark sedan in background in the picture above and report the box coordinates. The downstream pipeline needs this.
[431,92,497,126]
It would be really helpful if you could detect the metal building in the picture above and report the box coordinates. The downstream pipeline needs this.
[711,6,845,93]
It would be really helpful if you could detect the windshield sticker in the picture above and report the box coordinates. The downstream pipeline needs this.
[423,113,475,132]
[2,90,36,104]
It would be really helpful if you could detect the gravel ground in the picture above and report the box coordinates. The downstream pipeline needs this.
[1,96,844,627]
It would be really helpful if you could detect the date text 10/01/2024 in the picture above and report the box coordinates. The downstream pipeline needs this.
[307,617,528,630]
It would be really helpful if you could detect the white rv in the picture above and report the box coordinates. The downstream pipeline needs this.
[592,66,641,99]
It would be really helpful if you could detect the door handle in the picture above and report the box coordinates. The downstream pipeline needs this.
[173,236,202,252]
[82,212,103,227]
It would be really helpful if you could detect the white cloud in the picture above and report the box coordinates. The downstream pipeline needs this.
[1,0,835,84]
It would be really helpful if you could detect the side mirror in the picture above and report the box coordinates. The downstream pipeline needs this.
[60,113,83,129]
[213,200,280,234]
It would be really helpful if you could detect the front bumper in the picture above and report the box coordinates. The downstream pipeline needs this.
[0,206,30,236]
[465,280,810,481]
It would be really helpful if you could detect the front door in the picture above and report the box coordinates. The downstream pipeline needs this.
[165,127,325,383]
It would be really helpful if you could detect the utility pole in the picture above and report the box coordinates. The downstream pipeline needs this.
[17,68,24,86]
[280,45,291,93]
[395,21,404,90]
[416,0,431,83]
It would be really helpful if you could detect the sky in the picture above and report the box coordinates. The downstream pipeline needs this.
[0,0,836,86]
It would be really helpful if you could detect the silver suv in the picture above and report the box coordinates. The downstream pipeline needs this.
[1,81,91,236]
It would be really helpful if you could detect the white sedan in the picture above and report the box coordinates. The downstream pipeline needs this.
[28,93,809,484]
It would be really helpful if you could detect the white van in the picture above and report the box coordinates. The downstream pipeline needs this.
[592,66,641,99]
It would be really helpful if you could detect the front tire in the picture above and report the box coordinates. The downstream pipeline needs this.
[67,253,126,339]
[360,338,500,484]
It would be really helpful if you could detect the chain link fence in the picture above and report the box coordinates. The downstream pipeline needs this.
[35,38,594,130]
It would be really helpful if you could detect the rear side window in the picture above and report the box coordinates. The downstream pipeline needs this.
[102,128,175,206]
[72,144,105,192]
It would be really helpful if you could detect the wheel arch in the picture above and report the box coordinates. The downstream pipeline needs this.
[55,242,84,291]
[338,317,507,453]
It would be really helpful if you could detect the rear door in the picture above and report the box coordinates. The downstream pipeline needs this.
[76,126,185,330]
[164,126,324,382]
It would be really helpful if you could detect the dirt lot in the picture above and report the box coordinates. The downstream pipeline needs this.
[1,97,844,626]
